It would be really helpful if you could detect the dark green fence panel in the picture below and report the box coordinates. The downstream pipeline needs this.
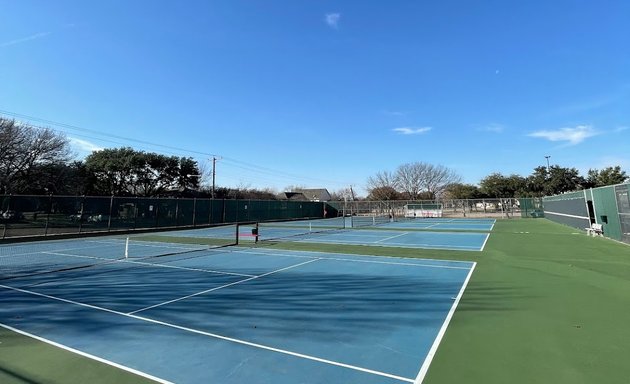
[543,191,589,229]
[1,194,327,240]
[194,199,210,226]
[177,199,195,227]
[108,197,137,231]
[592,186,622,241]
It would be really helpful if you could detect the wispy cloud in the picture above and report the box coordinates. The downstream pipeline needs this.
[393,127,432,135]
[0,31,52,48]
[528,125,599,145]
[477,123,505,133]
[614,126,628,133]
[382,110,409,117]
[325,13,341,29]
[69,137,104,155]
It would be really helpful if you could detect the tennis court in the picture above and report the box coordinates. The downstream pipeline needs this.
[376,218,496,231]
[251,221,490,251]
[0,235,476,384]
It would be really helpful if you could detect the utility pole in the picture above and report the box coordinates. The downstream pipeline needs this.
[211,156,217,199]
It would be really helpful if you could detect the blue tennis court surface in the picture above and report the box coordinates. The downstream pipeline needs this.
[378,218,496,231]
[0,241,476,384]
[253,227,490,251]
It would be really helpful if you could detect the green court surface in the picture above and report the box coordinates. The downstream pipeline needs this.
[1,218,629,384]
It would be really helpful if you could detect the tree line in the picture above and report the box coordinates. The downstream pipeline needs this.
[365,162,628,200]
[445,165,628,199]
[0,117,276,198]
[2,117,628,199]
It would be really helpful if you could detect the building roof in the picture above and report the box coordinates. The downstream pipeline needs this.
[277,188,331,201]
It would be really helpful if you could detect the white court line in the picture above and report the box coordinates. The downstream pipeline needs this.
[237,248,474,267]
[376,232,409,243]
[43,251,112,261]
[295,238,482,251]
[0,243,114,259]
[0,322,173,384]
[43,251,255,278]
[123,259,255,278]
[0,283,415,383]
[414,262,477,384]
[480,233,490,251]
[128,258,321,314]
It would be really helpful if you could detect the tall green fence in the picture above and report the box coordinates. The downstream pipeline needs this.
[543,183,630,244]
[0,195,326,240]
[542,191,590,229]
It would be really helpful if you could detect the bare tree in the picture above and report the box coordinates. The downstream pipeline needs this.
[394,163,427,199]
[423,164,462,198]
[0,118,71,194]
[386,162,461,200]
[330,187,355,201]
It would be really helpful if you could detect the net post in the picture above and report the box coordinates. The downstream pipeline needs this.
[255,222,259,243]
[235,223,239,245]
[125,237,129,259]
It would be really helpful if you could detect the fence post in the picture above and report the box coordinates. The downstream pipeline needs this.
[133,196,138,230]
[44,194,53,236]
[192,197,197,227]
[106,195,114,231]
[78,196,85,233]
[175,198,180,227]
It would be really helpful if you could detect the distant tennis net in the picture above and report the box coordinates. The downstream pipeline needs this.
[0,224,239,280]
[250,217,346,242]
[351,214,391,228]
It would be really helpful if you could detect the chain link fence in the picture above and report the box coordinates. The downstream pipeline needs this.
[327,198,543,219]
[0,194,326,240]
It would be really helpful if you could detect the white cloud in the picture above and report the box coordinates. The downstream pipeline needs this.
[325,13,341,29]
[393,127,432,135]
[528,125,599,145]
[69,137,104,154]
[614,126,628,133]
[0,32,51,48]
[382,110,408,117]
[478,123,504,133]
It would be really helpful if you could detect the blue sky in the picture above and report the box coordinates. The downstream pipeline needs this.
[1,1,629,196]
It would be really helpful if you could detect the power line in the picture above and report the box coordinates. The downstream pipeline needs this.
[0,109,352,189]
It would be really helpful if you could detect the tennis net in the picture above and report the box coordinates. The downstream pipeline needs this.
[249,217,346,242]
[0,224,239,280]
[351,215,391,228]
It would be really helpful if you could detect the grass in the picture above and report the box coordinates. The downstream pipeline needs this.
[1,218,629,383]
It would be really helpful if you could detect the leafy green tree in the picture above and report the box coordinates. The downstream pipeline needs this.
[585,166,628,188]
[546,166,585,195]
[479,173,526,198]
[444,183,483,199]
[84,147,200,196]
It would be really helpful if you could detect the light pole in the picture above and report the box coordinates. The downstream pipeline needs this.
[544,155,551,173]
